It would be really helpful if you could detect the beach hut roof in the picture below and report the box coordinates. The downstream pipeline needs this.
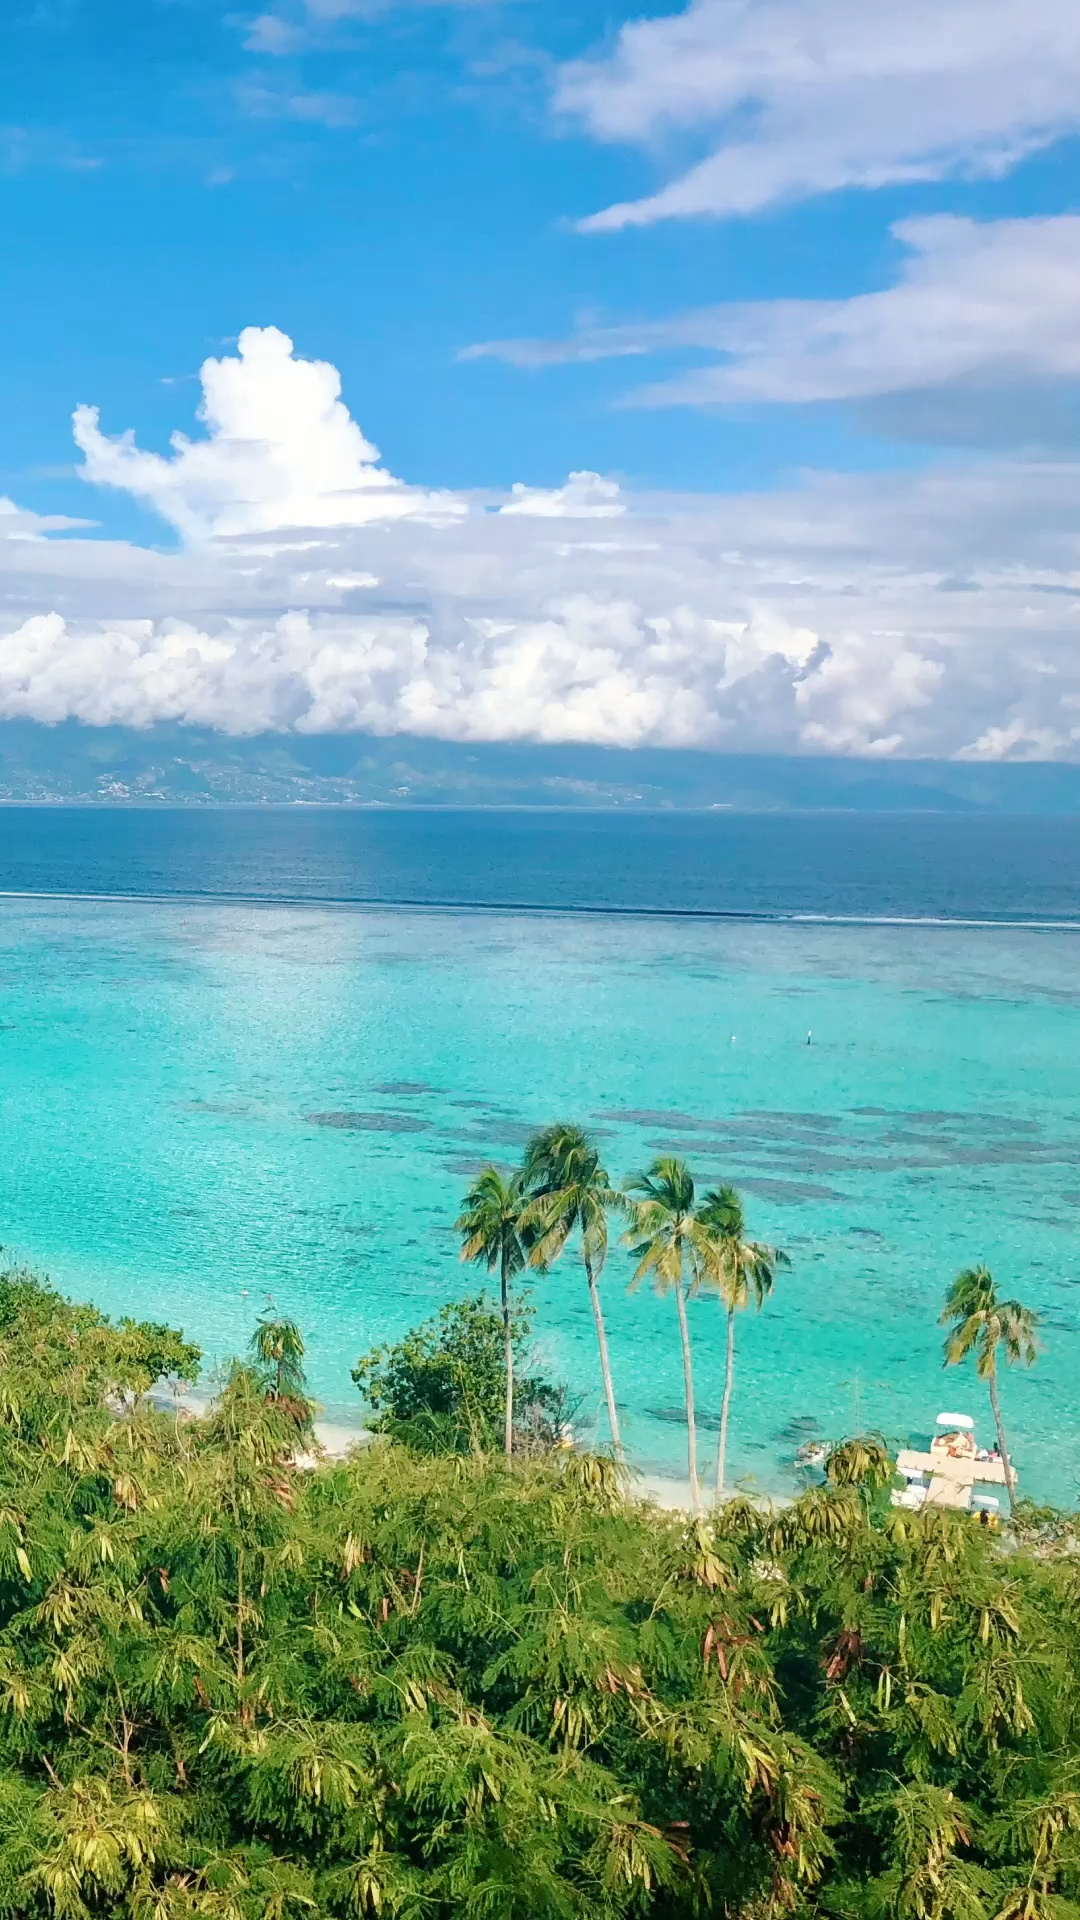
[936,1412,975,1430]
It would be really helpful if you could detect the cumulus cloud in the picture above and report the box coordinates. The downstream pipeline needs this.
[73,327,465,542]
[795,632,945,757]
[2,325,1080,760]
[0,601,830,745]
[498,471,625,518]
[557,0,1080,227]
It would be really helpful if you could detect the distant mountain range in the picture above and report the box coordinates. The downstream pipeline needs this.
[0,721,1076,812]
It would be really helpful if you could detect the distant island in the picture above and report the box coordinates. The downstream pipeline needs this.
[1,719,1079,811]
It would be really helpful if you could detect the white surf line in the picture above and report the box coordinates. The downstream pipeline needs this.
[0,887,1079,932]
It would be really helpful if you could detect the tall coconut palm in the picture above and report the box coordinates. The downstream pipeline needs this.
[623,1156,713,1509]
[456,1166,529,1458]
[695,1185,789,1500]
[940,1265,1038,1516]
[521,1123,625,1462]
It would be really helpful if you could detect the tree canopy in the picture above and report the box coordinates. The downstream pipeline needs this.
[0,1267,1071,1920]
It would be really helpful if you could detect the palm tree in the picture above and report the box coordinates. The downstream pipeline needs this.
[623,1157,713,1510]
[456,1166,529,1458]
[695,1185,789,1500]
[521,1123,625,1463]
[940,1265,1038,1516]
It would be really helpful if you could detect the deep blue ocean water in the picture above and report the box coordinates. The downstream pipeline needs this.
[1,805,1078,1503]
[3,805,1080,921]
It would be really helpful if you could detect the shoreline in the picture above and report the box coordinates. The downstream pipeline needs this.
[151,1386,772,1512]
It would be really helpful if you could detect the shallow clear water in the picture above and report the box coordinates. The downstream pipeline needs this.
[0,882,1077,1504]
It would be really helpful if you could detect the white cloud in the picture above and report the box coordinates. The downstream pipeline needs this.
[242,13,306,53]
[236,84,359,127]
[0,499,95,540]
[466,216,1080,444]
[957,717,1068,760]
[557,0,1080,227]
[0,601,821,744]
[636,216,1080,410]
[498,471,625,518]
[73,326,465,542]
[244,0,490,33]
[2,326,1079,760]
[795,631,945,756]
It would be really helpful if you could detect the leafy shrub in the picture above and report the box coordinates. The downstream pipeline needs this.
[351,1290,572,1454]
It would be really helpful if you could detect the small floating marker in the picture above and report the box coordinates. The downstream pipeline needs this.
[806,1030,812,1045]
[730,1034,737,1045]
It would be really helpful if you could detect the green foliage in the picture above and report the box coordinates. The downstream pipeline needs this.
[0,1246,1073,1920]
[456,1166,534,1457]
[351,1292,568,1456]
[520,1123,622,1282]
[941,1268,1040,1379]
[622,1157,714,1507]
[520,1123,627,1459]
[693,1183,790,1313]
[456,1169,530,1290]
[941,1267,1040,1517]
[825,1434,895,1491]
[250,1317,314,1438]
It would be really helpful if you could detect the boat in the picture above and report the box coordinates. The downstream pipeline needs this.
[892,1411,1010,1520]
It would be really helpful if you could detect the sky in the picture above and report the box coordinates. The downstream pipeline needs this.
[1,0,1079,758]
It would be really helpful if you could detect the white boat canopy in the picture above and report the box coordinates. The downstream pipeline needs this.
[936,1412,975,1430]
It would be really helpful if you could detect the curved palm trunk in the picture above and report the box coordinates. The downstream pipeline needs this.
[673,1280,699,1510]
[500,1248,514,1460]
[584,1251,623,1463]
[716,1302,736,1500]
[987,1366,1016,1517]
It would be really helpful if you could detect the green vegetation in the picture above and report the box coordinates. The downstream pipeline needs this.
[351,1292,570,1457]
[455,1168,531,1458]
[0,1260,1070,1920]
[250,1318,313,1439]
[448,1130,794,1505]
[0,1124,1053,1919]
[520,1124,626,1462]
[693,1185,789,1501]
[424,1128,1042,1520]
[623,1157,713,1511]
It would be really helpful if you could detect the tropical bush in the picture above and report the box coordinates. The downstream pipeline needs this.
[0,1268,1072,1919]
[351,1291,571,1456]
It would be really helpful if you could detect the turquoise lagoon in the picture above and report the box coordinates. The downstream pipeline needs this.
[1,894,1078,1503]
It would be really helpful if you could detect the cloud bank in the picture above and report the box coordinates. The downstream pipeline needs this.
[1,326,1079,760]
[557,0,1080,228]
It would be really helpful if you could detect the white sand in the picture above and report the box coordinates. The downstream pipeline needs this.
[293,1420,369,1470]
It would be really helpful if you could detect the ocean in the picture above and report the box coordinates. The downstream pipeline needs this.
[0,805,1078,1504]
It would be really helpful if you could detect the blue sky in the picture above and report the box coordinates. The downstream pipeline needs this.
[0,0,1079,758]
